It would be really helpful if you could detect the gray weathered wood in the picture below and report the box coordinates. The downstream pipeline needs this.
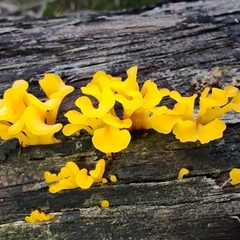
[1,0,240,239]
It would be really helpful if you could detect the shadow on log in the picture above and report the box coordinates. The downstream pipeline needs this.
[1,0,240,239]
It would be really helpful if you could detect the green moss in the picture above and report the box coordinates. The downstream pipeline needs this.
[83,193,104,207]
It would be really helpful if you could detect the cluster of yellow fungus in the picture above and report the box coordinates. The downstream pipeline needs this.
[62,66,240,153]
[151,85,240,143]
[0,74,73,146]
[44,159,105,193]
[62,66,169,153]
[101,174,118,184]
[25,209,54,223]
[2,66,240,151]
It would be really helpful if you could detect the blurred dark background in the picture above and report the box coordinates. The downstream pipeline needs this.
[0,0,179,17]
[0,0,169,17]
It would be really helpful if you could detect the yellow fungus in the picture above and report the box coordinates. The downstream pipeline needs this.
[22,106,63,136]
[229,168,240,185]
[102,178,108,184]
[111,66,139,96]
[151,85,236,143]
[75,169,95,190]
[25,210,54,223]
[110,175,118,183]
[39,73,74,100]
[63,66,171,153]
[0,74,73,146]
[173,118,226,144]
[101,200,110,208]
[75,88,115,119]
[141,81,169,109]
[43,171,60,184]
[102,113,132,129]
[178,168,189,180]
[44,159,106,193]
[92,125,131,153]
[89,159,105,182]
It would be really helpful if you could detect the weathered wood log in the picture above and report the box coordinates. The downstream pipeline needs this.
[1,0,240,239]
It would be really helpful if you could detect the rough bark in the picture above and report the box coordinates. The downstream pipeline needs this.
[1,0,240,239]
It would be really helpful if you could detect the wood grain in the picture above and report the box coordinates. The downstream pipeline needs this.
[1,0,240,239]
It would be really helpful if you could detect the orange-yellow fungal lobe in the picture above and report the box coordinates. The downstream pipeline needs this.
[92,125,131,153]
[89,159,105,183]
[110,175,118,183]
[101,200,110,208]
[75,88,115,119]
[25,210,55,223]
[111,66,139,95]
[23,106,63,136]
[178,168,189,180]
[229,168,240,185]
[102,113,132,129]
[102,178,108,184]
[75,169,94,190]
[39,73,74,99]
[44,171,59,184]
[141,80,168,109]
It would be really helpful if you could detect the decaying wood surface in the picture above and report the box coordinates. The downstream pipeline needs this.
[1,0,240,239]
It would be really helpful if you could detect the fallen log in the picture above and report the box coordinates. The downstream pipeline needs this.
[1,0,240,239]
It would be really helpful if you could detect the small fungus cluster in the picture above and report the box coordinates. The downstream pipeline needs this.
[25,210,54,223]
[62,66,240,153]
[62,66,169,153]
[150,85,240,144]
[44,159,105,193]
[0,74,73,146]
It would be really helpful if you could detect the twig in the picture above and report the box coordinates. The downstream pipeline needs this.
[220,178,231,188]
